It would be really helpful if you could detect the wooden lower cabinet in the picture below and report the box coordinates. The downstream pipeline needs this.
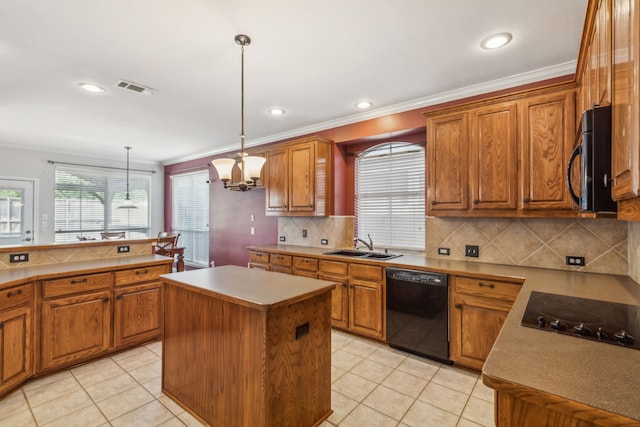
[449,275,520,371]
[349,277,384,338]
[40,290,112,371]
[0,305,32,395]
[114,282,162,348]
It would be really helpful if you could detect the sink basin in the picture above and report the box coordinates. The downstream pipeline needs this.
[323,249,402,260]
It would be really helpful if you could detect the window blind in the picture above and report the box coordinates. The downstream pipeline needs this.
[170,170,210,267]
[355,143,425,251]
[54,166,150,242]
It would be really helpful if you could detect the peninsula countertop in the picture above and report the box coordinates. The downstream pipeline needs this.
[248,244,640,421]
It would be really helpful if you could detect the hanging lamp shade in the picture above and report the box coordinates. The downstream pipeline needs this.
[211,34,266,191]
[118,146,137,209]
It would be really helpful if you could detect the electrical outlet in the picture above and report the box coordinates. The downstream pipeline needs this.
[465,245,479,257]
[9,253,29,263]
[320,239,329,245]
[279,236,286,242]
[438,247,450,256]
[117,245,130,253]
[566,256,585,266]
[302,229,308,238]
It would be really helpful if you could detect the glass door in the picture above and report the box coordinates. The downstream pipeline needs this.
[0,179,35,245]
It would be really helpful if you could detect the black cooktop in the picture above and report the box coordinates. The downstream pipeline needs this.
[521,291,640,351]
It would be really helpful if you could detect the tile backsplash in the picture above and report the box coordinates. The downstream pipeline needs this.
[278,216,354,249]
[426,217,628,275]
[280,215,635,278]
[0,241,153,269]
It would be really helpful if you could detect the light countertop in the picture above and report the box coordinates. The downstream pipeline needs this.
[161,265,337,310]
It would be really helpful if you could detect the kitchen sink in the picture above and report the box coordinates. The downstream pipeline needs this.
[323,249,402,260]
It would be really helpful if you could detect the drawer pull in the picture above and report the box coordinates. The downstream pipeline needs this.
[103,297,110,303]
[7,289,23,297]
[478,282,495,289]
[70,278,88,284]
[135,269,149,275]
[454,303,462,309]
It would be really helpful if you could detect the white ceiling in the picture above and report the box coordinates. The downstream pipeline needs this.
[0,0,588,165]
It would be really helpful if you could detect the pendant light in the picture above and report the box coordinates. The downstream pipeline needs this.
[211,34,266,192]
[118,146,137,209]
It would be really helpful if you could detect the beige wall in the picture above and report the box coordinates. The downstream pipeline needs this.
[629,221,640,283]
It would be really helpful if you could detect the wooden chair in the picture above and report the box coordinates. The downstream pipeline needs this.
[101,231,126,240]
[154,234,183,271]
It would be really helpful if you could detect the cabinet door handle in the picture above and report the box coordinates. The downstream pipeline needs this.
[523,198,530,203]
[454,303,462,309]
[0,322,3,329]
[7,289,23,297]
[473,199,479,204]
[70,278,88,284]
[116,295,123,300]
[135,269,149,275]
[478,282,495,289]
[103,297,110,303]
[431,200,438,205]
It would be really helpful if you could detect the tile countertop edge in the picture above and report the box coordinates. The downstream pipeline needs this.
[482,269,640,422]
[249,244,640,421]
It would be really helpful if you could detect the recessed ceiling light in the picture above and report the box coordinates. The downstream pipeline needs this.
[269,108,285,116]
[356,101,373,109]
[78,83,105,93]
[480,32,513,50]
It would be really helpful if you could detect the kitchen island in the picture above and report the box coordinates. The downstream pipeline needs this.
[160,265,336,427]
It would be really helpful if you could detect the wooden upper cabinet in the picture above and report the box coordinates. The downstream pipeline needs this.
[597,0,612,106]
[470,103,518,210]
[520,90,575,210]
[265,148,289,212]
[426,112,468,213]
[288,142,315,212]
[264,137,332,216]
[611,0,640,201]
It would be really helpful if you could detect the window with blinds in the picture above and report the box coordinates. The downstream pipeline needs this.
[54,166,151,242]
[355,142,425,251]
[170,170,210,268]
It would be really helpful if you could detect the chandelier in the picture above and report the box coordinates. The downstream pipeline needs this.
[211,34,266,191]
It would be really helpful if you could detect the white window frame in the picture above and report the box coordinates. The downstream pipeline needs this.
[355,142,425,251]
[170,170,210,268]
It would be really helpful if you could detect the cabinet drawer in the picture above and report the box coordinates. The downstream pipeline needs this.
[349,264,383,281]
[270,264,292,274]
[0,283,32,311]
[319,260,348,276]
[454,276,521,302]
[293,256,318,271]
[115,265,169,286]
[271,253,292,267]
[43,272,113,298]
[249,251,270,264]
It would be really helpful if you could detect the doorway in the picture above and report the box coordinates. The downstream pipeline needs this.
[0,179,35,245]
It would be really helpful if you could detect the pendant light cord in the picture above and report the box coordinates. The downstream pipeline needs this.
[240,41,246,176]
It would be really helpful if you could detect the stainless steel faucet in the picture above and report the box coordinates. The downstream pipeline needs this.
[353,234,374,251]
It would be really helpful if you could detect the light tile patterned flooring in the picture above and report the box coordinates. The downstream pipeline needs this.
[0,331,495,427]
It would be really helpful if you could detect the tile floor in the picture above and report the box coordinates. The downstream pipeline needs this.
[0,331,495,427]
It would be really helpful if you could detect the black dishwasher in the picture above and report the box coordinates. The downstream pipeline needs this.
[386,267,451,364]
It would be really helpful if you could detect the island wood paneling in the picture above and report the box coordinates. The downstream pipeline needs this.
[162,277,332,427]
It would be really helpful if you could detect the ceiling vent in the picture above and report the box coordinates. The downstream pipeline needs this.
[115,80,154,95]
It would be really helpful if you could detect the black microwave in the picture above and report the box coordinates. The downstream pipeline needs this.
[566,105,617,213]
